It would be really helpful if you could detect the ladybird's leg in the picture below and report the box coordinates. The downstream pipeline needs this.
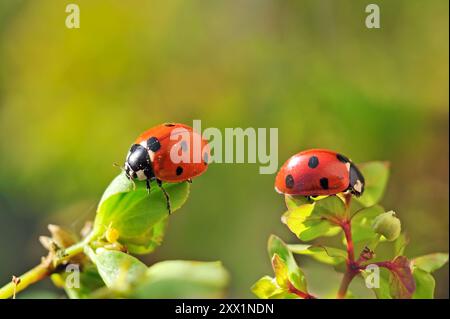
[156,179,172,214]
[146,179,151,194]
[187,178,193,184]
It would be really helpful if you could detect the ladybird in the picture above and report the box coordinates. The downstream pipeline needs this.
[124,123,210,213]
[275,149,365,197]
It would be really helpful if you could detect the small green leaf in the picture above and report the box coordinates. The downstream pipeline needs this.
[361,269,392,299]
[59,265,105,299]
[313,195,347,220]
[251,276,283,299]
[288,244,347,266]
[85,247,147,290]
[93,173,190,254]
[350,205,384,243]
[355,161,390,207]
[267,235,308,292]
[126,218,169,254]
[281,199,340,242]
[272,254,289,288]
[412,268,435,299]
[394,233,409,256]
[132,261,229,298]
[412,253,449,273]
[284,195,311,211]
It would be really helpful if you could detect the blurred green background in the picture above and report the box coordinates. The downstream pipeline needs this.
[0,0,448,298]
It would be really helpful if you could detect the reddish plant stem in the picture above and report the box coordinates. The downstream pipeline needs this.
[336,218,360,299]
[287,282,316,299]
[341,220,355,262]
[336,268,357,299]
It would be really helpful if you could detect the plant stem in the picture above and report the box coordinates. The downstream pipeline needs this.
[336,218,358,299]
[0,264,50,299]
[337,269,357,299]
[0,233,95,299]
[341,220,355,262]
[287,282,316,299]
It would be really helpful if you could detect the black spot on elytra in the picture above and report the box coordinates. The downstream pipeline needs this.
[308,156,319,168]
[203,152,209,165]
[147,137,161,152]
[285,175,295,189]
[320,177,329,190]
[336,154,349,163]
[176,166,183,176]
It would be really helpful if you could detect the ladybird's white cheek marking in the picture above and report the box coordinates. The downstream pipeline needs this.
[136,170,147,180]
[148,150,155,162]
[345,163,351,171]
[354,180,363,193]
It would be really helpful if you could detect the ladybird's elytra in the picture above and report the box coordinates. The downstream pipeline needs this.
[123,123,210,213]
[275,149,365,197]
[125,123,210,183]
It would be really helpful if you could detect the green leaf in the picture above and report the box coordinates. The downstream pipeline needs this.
[361,268,392,299]
[394,233,409,256]
[271,254,290,288]
[126,218,169,254]
[412,268,435,299]
[93,172,190,254]
[412,253,449,273]
[267,235,308,293]
[313,195,347,220]
[251,276,283,299]
[132,261,229,298]
[350,205,384,243]
[85,247,147,290]
[355,161,390,207]
[60,265,105,299]
[281,199,341,242]
[288,244,347,266]
[284,195,311,211]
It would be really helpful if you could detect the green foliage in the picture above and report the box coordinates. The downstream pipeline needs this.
[253,161,448,299]
[281,196,342,241]
[412,253,449,273]
[412,268,435,299]
[288,244,346,266]
[0,171,229,299]
[350,205,384,243]
[252,235,312,299]
[85,247,147,290]
[355,162,390,207]
[132,261,229,298]
[94,173,190,254]
[411,253,449,299]
[56,173,228,299]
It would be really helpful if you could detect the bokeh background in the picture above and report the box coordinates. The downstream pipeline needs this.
[0,0,448,298]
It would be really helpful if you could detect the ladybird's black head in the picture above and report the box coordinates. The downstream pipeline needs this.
[125,144,154,181]
[349,163,365,196]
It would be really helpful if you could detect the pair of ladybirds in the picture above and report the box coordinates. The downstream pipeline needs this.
[123,123,365,214]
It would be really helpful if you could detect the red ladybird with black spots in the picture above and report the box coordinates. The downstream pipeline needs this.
[124,123,210,213]
[275,149,365,197]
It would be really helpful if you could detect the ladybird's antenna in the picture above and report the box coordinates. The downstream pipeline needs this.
[113,162,125,172]
[114,162,137,190]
